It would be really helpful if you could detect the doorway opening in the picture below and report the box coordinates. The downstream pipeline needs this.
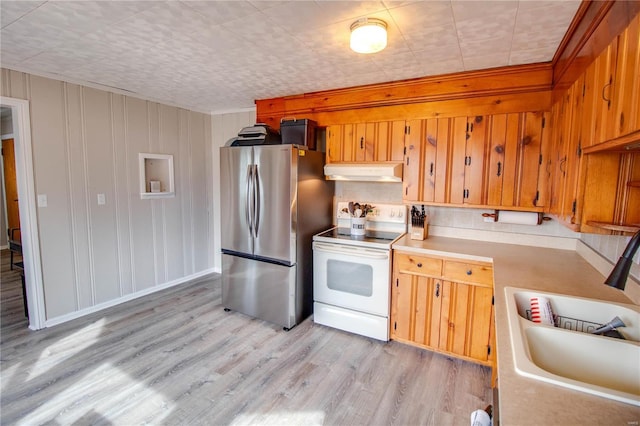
[1,97,45,329]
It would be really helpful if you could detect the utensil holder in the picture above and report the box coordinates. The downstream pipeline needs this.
[351,217,366,236]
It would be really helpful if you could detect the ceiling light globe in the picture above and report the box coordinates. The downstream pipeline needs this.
[350,18,387,54]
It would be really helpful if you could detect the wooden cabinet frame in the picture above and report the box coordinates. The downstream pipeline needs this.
[391,251,495,371]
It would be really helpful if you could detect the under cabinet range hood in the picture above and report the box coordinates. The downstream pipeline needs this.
[324,162,403,182]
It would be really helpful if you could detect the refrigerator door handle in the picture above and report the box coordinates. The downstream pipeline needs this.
[253,164,260,238]
[245,164,253,234]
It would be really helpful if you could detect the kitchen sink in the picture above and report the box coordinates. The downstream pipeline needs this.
[504,287,640,406]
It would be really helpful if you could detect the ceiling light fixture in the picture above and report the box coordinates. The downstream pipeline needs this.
[350,18,387,54]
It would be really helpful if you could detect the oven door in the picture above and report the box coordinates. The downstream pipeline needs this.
[313,241,391,317]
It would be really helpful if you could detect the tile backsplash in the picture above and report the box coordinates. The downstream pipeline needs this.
[581,233,640,282]
[335,181,640,284]
[335,181,577,238]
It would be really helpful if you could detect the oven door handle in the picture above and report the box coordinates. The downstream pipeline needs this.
[313,243,389,260]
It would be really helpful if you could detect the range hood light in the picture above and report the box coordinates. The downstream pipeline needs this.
[324,162,402,182]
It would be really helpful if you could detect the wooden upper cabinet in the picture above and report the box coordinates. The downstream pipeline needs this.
[403,119,424,202]
[591,15,640,146]
[593,43,619,145]
[326,121,405,164]
[548,15,640,234]
[423,118,452,203]
[326,123,354,163]
[450,116,488,205]
[485,112,546,209]
[377,120,406,162]
[611,14,640,139]
[402,118,452,204]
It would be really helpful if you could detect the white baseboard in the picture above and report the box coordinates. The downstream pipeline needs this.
[45,268,218,328]
[0,245,8,250]
[428,226,578,250]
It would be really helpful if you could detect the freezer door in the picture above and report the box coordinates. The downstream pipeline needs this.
[220,146,254,255]
[253,145,296,264]
[222,254,298,328]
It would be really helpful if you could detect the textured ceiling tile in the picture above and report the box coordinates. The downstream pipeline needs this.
[184,1,261,25]
[402,23,460,58]
[512,1,581,52]
[387,1,455,31]
[256,1,333,31]
[509,47,553,66]
[0,0,581,112]
[454,10,517,42]
[0,0,45,28]
[463,52,510,71]
[421,56,465,76]
[459,34,512,57]
[312,1,388,25]
[451,0,518,22]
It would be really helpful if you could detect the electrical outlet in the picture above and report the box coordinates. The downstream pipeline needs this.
[37,194,47,207]
[97,193,106,205]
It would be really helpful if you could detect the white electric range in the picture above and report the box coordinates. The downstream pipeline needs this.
[312,202,407,341]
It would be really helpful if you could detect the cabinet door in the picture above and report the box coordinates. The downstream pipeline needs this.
[612,15,640,137]
[422,118,452,203]
[519,111,545,208]
[486,112,544,208]
[391,272,415,341]
[450,116,487,205]
[354,123,375,161]
[486,113,520,206]
[440,281,493,361]
[326,124,356,163]
[375,120,406,162]
[593,43,618,145]
[403,119,424,202]
[326,124,342,163]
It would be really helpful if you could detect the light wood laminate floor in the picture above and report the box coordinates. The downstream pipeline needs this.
[1,250,492,425]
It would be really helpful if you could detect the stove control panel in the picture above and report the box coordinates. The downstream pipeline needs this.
[336,202,407,227]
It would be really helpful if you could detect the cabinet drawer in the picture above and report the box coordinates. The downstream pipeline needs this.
[443,261,493,286]
[395,253,442,277]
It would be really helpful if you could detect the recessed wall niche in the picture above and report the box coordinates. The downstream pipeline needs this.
[139,153,175,199]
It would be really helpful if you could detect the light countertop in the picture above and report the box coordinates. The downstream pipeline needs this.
[392,235,640,425]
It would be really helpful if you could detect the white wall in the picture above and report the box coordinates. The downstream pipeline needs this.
[210,110,256,272]
[1,68,213,322]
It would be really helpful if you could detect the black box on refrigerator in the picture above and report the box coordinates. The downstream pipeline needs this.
[280,118,317,150]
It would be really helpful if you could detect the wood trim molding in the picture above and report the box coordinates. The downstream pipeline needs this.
[582,129,640,154]
[256,63,552,129]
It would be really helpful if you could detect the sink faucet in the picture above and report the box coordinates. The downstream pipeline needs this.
[605,230,640,290]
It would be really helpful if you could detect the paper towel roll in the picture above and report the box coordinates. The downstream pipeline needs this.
[497,211,540,225]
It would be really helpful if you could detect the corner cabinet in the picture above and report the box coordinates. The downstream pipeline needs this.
[391,250,496,379]
[549,13,640,234]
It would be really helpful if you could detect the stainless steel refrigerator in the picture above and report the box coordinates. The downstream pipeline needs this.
[220,144,333,329]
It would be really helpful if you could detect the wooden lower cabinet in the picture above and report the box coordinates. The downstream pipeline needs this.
[391,251,495,376]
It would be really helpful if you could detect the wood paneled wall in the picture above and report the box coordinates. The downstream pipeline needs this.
[1,69,213,321]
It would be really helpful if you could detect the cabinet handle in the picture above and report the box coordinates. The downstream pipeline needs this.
[429,162,434,176]
[466,270,472,275]
[416,262,423,268]
[559,156,567,176]
[435,282,440,297]
[497,161,502,177]
[602,76,612,110]
[360,137,364,149]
